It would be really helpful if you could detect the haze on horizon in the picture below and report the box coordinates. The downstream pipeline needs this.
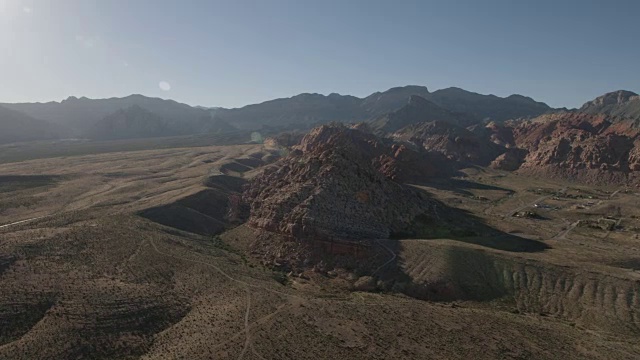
[1,0,638,109]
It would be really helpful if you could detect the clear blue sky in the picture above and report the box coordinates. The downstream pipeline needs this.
[1,0,638,108]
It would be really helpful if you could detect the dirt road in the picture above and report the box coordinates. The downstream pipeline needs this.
[0,217,45,229]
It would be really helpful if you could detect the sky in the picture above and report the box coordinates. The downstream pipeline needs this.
[1,0,638,109]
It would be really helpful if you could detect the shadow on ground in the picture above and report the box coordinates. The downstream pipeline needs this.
[0,175,62,193]
[414,177,515,197]
[138,174,248,236]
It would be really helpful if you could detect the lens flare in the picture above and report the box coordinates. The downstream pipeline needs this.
[159,81,171,91]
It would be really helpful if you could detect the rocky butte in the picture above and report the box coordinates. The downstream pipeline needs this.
[244,123,446,242]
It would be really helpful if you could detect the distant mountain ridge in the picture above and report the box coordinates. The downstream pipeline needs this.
[369,95,475,133]
[361,85,432,116]
[426,87,552,122]
[211,92,365,130]
[87,105,172,140]
[210,85,555,131]
[2,94,222,136]
[2,85,557,140]
[4,86,640,143]
[579,90,640,126]
[0,105,67,144]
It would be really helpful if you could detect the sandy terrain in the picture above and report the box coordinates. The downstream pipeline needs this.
[1,141,639,359]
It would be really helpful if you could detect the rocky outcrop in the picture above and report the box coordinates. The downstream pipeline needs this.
[263,132,305,148]
[244,124,443,241]
[629,140,640,171]
[509,112,640,184]
[392,120,504,165]
[470,121,517,148]
[580,90,639,110]
[579,90,640,126]
[375,143,450,182]
[490,148,527,171]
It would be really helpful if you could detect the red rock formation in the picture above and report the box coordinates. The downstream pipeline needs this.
[392,120,504,165]
[244,124,443,241]
[508,112,640,185]
[483,121,517,147]
[490,148,527,171]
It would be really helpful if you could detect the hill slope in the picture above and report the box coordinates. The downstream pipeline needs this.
[369,95,474,133]
[213,85,555,130]
[3,86,555,137]
[2,95,226,137]
[579,90,640,126]
[212,92,365,130]
[491,112,640,185]
[0,105,64,144]
[360,85,432,116]
[426,87,552,122]
[86,105,172,140]
[392,120,504,165]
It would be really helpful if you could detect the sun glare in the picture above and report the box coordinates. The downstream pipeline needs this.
[0,0,15,15]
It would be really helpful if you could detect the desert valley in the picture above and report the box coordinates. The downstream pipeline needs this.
[1,85,639,359]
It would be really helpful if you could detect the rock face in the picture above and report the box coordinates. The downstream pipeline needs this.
[509,112,640,184]
[470,121,517,148]
[580,90,639,110]
[365,89,640,186]
[263,132,305,148]
[375,142,450,182]
[392,120,504,165]
[579,90,640,126]
[490,148,527,171]
[629,140,640,171]
[244,124,441,241]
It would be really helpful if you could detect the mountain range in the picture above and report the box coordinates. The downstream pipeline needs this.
[1,94,232,140]
[1,86,639,149]
[0,85,557,143]
[0,105,67,144]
